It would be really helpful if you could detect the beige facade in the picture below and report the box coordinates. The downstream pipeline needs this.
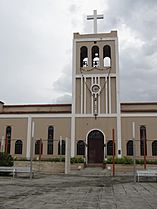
[0,31,157,164]
[0,104,71,159]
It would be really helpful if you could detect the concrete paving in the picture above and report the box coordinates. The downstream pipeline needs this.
[0,168,157,209]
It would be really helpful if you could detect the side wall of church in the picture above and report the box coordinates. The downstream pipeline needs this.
[33,117,71,157]
[121,116,157,159]
[0,118,28,157]
[0,117,71,158]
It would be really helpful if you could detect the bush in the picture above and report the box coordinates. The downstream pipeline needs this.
[0,152,14,167]
[14,156,85,163]
[106,157,157,165]
[40,157,84,164]
[40,157,65,162]
[146,160,157,164]
[106,156,133,164]
[70,157,85,164]
[136,159,157,164]
[135,159,144,164]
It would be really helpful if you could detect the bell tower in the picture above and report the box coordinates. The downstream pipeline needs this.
[71,10,121,159]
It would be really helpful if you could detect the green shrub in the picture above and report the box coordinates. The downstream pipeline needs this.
[136,159,144,164]
[0,152,14,167]
[13,156,84,163]
[106,156,133,164]
[40,157,65,162]
[136,159,157,164]
[146,160,157,164]
[70,157,85,164]
[105,157,112,164]
[106,157,157,165]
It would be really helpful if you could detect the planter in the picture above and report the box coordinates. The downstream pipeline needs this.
[14,161,85,174]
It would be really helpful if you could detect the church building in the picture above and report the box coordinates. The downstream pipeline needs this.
[1,11,157,164]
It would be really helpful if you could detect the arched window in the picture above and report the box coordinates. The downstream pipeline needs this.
[140,126,147,156]
[35,140,43,155]
[5,126,12,154]
[103,45,111,67]
[152,140,157,156]
[15,140,23,154]
[77,140,85,155]
[47,126,54,154]
[80,46,88,67]
[58,140,65,155]
[92,46,99,67]
[107,140,115,156]
[127,140,133,156]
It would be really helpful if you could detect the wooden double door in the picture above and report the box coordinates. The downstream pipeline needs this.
[87,130,104,164]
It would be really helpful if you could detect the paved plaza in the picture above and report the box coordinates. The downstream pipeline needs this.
[0,168,157,209]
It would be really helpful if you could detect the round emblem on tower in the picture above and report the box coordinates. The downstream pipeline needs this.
[91,84,101,94]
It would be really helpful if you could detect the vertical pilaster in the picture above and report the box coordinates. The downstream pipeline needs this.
[1,136,5,152]
[105,76,108,114]
[26,115,32,160]
[115,37,122,157]
[65,137,71,174]
[71,38,76,157]
[81,77,83,114]
[109,75,111,114]
[84,77,87,114]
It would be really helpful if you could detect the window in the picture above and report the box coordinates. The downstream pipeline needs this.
[15,140,23,154]
[92,46,99,67]
[47,126,54,154]
[127,140,133,156]
[58,140,65,155]
[35,140,43,155]
[152,140,157,156]
[103,45,111,67]
[5,126,12,154]
[77,140,85,155]
[80,46,88,67]
[107,140,115,156]
[140,126,147,156]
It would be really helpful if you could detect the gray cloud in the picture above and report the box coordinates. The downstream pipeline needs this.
[55,94,72,104]
[52,63,72,94]
[0,0,72,104]
[97,0,157,102]
[0,0,157,104]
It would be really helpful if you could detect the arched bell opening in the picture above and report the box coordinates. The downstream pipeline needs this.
[80,46,88,67]
[103,45,111,67]
[92,46,99,67]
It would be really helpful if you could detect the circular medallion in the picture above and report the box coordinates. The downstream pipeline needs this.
[91,84,101,94]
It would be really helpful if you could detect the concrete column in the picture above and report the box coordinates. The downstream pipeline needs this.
[71,116,75,157]
[65,137,71,174]
[26,116,32,160]
[1,136,5,152]
[60,136,62,155]
[99,46,104,67]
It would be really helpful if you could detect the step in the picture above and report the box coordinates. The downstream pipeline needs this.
[85,163,105,168]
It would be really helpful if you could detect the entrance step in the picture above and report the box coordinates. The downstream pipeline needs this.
[86,163,105,168]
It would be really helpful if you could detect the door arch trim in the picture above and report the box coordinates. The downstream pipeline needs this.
[85,129,106,164]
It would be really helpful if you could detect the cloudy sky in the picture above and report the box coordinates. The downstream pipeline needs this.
[0,0,157,104]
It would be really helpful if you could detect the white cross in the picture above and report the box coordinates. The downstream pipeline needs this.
[87,10,104,34]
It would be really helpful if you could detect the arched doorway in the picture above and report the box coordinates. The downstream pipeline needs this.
[87,130,104,164]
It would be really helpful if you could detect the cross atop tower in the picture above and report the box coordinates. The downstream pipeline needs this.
[87,10,104,34]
